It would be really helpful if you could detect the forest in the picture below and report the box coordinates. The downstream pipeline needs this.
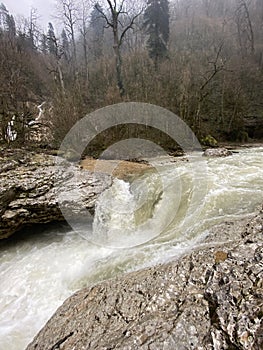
[0,0,263,150]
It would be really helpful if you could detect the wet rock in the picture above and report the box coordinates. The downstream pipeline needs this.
[0,149,112,239]
[202,214,256,244]
[26,207,263,350]
[204,148,232,157]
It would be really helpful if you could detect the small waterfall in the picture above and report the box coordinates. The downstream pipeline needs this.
[0,147,262,350]
[91,173,168,248]
[92,179,138,246]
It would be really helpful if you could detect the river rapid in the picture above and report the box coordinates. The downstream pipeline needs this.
[0,147,262,350]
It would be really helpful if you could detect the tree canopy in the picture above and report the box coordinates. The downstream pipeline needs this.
[143,0,170,67]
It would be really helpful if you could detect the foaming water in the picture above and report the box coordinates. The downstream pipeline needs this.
[0,147,262,350]
[0,228,114,350]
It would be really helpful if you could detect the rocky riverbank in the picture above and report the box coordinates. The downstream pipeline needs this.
[26,206,263,350]
[0,146,246,239]
[0,148,112,239]
[1,146,262,349]
[0,148,176,239]
[3,146,184,239]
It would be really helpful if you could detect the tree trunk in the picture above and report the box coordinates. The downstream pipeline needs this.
[113,24,125,98]
[57,61,66,94]
[114,45,125,98]
[83,36,89,87]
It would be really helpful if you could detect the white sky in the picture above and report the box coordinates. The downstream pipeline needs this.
[4,0,55,28]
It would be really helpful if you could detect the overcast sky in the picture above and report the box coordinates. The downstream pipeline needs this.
[4,0,55,28]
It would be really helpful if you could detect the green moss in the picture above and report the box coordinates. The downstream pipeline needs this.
[201,135,218,148]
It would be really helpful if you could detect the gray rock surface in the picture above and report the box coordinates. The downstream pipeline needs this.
[26,207,263,350]
[204,148,233,157]
[0,149,112,239]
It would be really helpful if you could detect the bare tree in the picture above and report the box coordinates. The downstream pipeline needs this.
[47,22,66,94]
[28,8,39,49]
[78,0,91,86]
[195,42,226,132]
[235,0,255,57]
[94,0,144,97]
[55,0,78,65]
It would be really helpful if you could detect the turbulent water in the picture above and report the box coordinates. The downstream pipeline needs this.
[0,147,262,350]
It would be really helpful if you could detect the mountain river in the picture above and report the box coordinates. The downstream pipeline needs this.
[0,147,262,349]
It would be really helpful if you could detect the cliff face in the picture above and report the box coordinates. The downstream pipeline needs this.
[0,149,112,239]
[26,208,263,350]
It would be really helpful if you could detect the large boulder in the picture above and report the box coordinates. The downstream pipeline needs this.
[204,148,232,157]
[0,149,112,239]
[26,208,263,350]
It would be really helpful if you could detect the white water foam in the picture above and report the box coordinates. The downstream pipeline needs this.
[0,147,262,350]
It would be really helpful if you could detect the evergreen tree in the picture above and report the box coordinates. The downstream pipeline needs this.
[27,28,35,50]
[40,33,48,54]
[0,2,8,30]
[47,22,58,56]
[61,28,70,61]
[6,14,16,37]
[143,0,170,68]
[0,2,15,36]
[89,3,105,60]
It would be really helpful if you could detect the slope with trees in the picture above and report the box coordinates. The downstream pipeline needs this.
[0,0,262,148]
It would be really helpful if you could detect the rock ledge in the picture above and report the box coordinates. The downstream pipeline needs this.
[0,149,112,239]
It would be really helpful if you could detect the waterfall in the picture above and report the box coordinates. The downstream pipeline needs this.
[0,147,262,350]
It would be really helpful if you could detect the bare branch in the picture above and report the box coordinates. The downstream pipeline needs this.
[118,0,125,15]
[200,42,225,91]
[106,0,114,14]
[119,9,143,46]
[95,3,113,28]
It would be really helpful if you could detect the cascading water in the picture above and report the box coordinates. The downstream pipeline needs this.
[0,147,262,350]
[90,171,181,248]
